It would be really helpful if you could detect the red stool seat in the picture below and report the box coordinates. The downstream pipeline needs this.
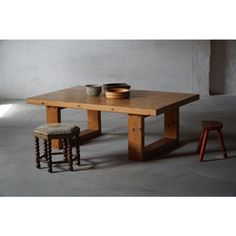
[196,120,227,161]
[202,120,223,130]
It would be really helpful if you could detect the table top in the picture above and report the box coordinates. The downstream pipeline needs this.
[27,86,199,116]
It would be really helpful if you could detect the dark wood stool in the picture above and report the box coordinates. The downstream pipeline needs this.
[33,123,80,173]
[196,121,227,162]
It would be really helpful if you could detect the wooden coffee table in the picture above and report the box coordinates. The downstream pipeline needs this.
[27,86,199,161]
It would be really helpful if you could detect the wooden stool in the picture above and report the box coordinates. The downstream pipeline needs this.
[33,123,80,173]
[196,121,227,162]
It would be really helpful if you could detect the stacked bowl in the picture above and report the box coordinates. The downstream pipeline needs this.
[103,83,131,99]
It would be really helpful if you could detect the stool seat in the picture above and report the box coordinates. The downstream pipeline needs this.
[202,120,223,130]
[34,123,80,135]
[34,123,80,139]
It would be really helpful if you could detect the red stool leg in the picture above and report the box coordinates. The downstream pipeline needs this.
[196,129,204,154]
[216,129,227,159]
[200,129,209,162]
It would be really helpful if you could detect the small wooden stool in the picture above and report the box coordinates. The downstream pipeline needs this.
[33,123,80,173]
[196,121,227,162]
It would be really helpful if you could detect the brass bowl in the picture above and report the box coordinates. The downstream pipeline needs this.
[105,88,130,99]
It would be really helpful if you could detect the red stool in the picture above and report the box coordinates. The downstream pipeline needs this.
[196,121,227,161]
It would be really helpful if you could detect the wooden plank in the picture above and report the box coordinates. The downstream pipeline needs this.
[26,86,199,116]
[164,108,179,141]
[145,138,178,156]
[79,129,101,143]
[128,114,145,161]
[46,106,62,149]
[87,110,101,134]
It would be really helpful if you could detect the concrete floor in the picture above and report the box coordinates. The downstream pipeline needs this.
[0,95,236,196]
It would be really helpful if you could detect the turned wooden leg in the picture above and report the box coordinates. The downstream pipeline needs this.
[67,138,73,171]
[63,138,68,162]
[35,137,41,169]
[75,134,80,166]
[196,129,204,154]
[47,140,53,173]
[217,129,227,159]
[46,106,62,149]
[128,114,145,161]
[43,139,48,161]
[200,130,209,162]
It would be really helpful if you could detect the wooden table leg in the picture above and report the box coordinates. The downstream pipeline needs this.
[46,106,62,149]
[143,109,179,159]
[128,108,179,161]
[128,108,180,162]
[128,114,145,161]
[79,110,102,143]
[87,110,101,134]
[164,108,179,141]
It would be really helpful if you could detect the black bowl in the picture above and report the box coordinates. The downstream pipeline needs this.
[103,83,131,90]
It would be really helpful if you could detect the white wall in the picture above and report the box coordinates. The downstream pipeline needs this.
[0,40,210,99]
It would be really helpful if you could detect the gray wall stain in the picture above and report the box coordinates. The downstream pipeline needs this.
[210,40,236,95]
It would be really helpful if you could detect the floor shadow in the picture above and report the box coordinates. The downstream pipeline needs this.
[45,133,236,171]
[145,136,236,162]
[203,155,236,162]
[40,151,132,172]
[39,160,97,173]
[52,162,97,173]
[79,152,131,170]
